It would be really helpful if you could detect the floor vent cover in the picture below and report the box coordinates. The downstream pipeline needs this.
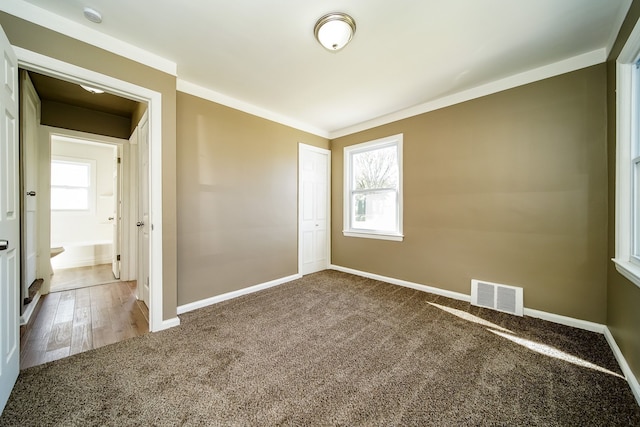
[471,279,523,316]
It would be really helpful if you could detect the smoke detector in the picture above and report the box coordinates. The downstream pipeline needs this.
[83,7,102,24]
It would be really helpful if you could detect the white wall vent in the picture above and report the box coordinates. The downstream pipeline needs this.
[471,279,523,316]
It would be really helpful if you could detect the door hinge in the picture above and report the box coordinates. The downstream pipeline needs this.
[117,254,120,261]
[117,157,121,164]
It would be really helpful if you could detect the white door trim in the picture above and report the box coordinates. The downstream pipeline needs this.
[298,143,331,275]
[13,46,173,332]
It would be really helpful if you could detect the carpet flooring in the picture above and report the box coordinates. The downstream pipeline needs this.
[1,270,639,426]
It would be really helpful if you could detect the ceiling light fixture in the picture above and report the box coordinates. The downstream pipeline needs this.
[83,7,102,24]
[314,12,356,52]
[80,84,105,94]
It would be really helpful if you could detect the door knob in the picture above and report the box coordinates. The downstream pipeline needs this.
[26,191,36,196]
[108,217,114,221]
[0,240,8,251]
[136,221,144,227]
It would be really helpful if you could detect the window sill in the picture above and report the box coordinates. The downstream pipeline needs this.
[343,230,404,242]
[612,258,640,290]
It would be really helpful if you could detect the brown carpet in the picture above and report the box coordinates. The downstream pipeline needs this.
[1,270,639,426]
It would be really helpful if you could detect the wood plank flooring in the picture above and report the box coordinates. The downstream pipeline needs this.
[20,281,149,370]
[50,263,117,292]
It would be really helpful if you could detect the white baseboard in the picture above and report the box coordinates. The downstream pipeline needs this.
[330,265,608,332]
[152,316,181,332]
[604,327,640,406]
[19,291,41,326]
[329,265,471,303]
[177,274,302,315]
[329,264,640,406]
[523,308,606,333]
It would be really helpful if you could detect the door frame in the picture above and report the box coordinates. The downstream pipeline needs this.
[46,129,126,278]
[112,142,122,280]
[14,46,169,332]
[298,143,331,275]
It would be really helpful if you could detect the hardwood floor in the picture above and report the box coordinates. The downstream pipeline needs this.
[50,263,117,292]
[20,281,149,370]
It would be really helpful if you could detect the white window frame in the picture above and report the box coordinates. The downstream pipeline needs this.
[343,133,403,241]
[614,18,640,289]
[50,156,96,213]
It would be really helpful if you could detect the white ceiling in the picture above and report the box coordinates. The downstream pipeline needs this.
[4,0,632,138]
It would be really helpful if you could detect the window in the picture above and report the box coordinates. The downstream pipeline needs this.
[634,97,640,261]
[51,159,92,211]
[614,21,640,289]
[343,134,403,241]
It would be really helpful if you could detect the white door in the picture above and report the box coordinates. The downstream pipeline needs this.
[299,144,330,275]
[0,25,20,413]
[21,71,40,301]
[111,147,120,279]
[138,112,150,307]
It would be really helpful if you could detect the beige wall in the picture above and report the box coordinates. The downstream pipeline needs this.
[607,0,640,385]
[176,92,328,305]
[41,99,132,139]
[332,64,608,323]
[131,102,148,134]
[0,13,179,321]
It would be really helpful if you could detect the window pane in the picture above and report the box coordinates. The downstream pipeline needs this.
[343,134,403,240]
[51,161,90,187]
[353,145,398,190]
[51,187,89,210]
[351,190,397,232]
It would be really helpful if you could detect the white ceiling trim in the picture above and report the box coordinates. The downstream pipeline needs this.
[330,48,607,139]
[177,80,330,139]
[0,0,177,76]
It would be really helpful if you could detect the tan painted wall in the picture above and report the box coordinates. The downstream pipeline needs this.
[41,99,132,139]
[332,64,608,323]
[607,0,640,386]
[0,13,179,321]
[131,102,148,134]
[176,92,329,306]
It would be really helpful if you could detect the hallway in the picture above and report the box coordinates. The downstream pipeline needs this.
[20,281,148,369]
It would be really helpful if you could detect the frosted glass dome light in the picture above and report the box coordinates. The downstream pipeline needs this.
[314,13,356,52]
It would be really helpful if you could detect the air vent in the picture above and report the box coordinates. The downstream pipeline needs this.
[471,279,523,316]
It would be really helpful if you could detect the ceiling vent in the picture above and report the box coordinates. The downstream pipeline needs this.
[471,279,523,316]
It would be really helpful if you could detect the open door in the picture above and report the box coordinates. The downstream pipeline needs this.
[0,24,21,413]
[20,70,41,311]
[111,146,121,279]
[137,112,150,307]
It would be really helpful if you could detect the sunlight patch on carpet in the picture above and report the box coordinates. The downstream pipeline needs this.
[429,302,512,333]
[489,329,624,378]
